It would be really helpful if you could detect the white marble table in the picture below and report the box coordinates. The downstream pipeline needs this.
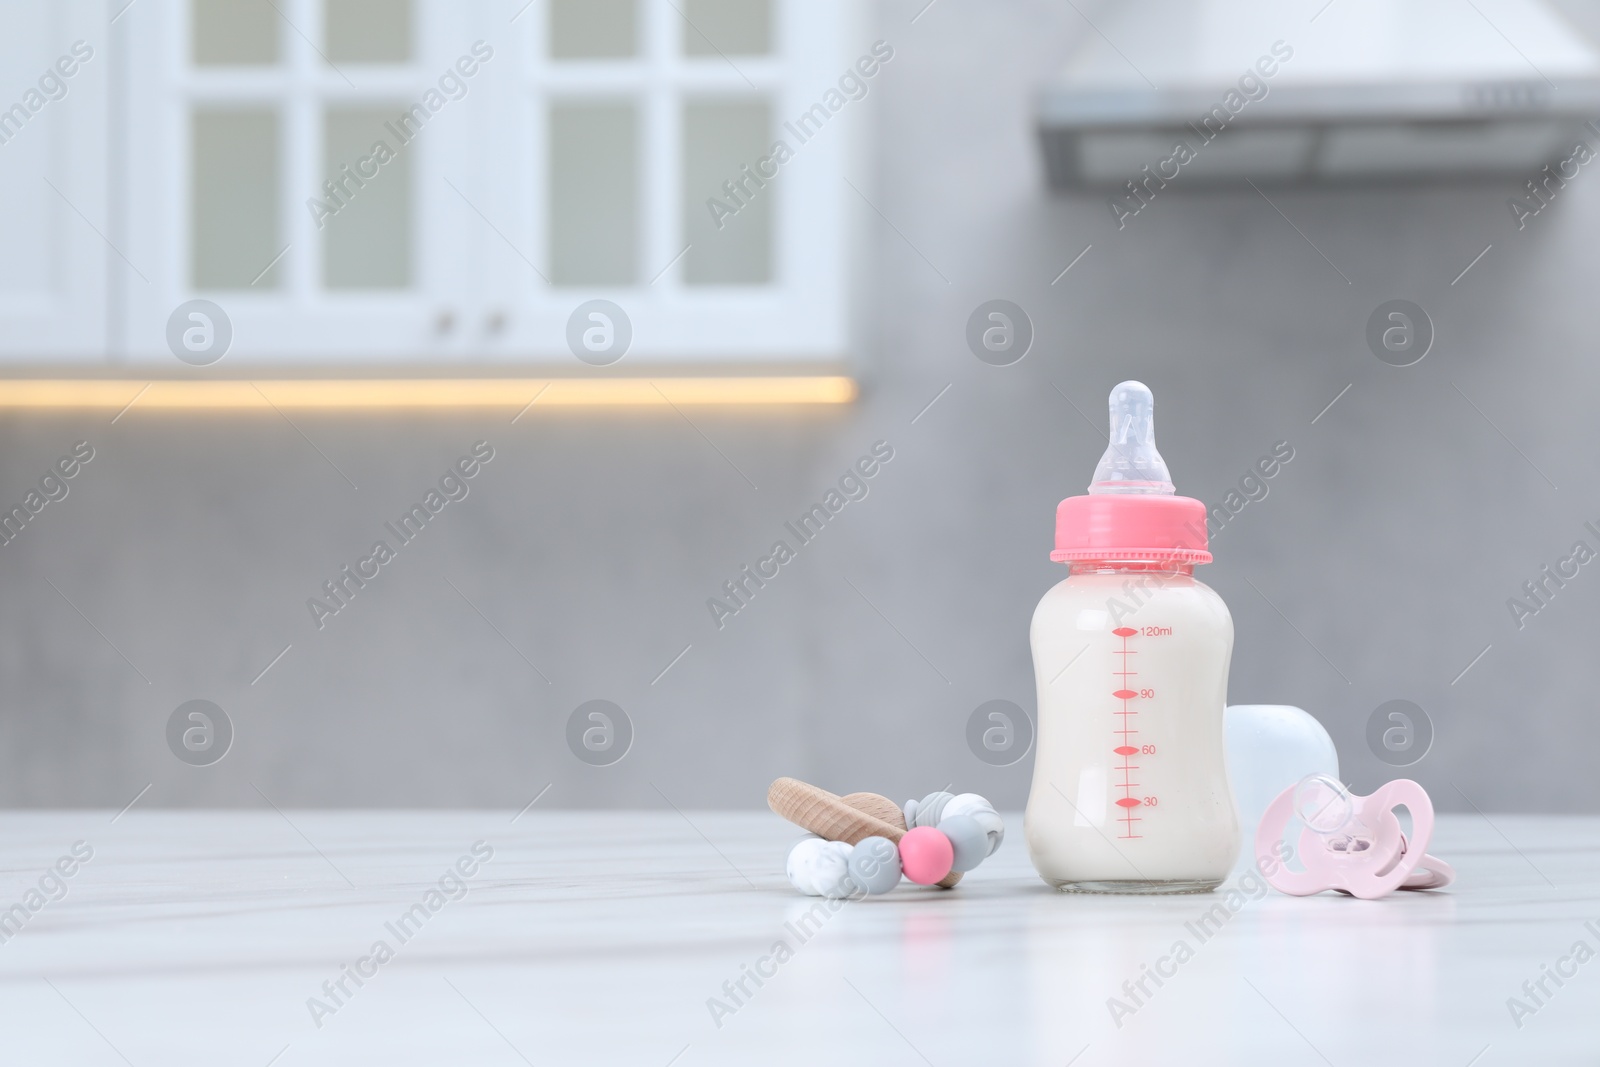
[0,811,1594,1066]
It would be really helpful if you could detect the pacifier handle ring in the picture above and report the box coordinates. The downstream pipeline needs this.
[1337,852,1453,894]
[1403,852,1455,891]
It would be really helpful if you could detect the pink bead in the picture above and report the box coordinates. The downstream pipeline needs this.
[898,826,954,885]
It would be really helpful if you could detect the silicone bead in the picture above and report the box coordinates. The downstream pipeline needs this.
[847,836,902,894]
[905,791,954,828]
[940,794,1005,857]
[786,837,856,898]
[938,814,988,873]
[898,826,954,885]
[812,840,856,898]
[785,836,824,895]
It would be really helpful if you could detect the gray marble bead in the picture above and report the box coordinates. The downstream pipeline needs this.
[904,791,955,829]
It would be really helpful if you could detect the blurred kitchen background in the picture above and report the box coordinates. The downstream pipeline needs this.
[0,0,1597,811]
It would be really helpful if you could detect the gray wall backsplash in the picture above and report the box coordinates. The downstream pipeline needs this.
[1,0,1595,811]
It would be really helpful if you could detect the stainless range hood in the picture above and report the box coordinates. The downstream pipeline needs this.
[1037,0,1600,187]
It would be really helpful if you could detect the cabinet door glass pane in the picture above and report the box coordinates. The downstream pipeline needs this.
[550,0,636,59]
[323,107,412,289]
[549,101,637,285]
[326,0,412,64]
[683,0,771,56]
[683,100,770,285]
[193,0,280,66]
[192,110,281,289]
[0,5,52,297]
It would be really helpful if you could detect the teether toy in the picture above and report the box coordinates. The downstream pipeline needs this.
[1255,774,1455,900]
[769,777,961,889]
[770,778,1005,897]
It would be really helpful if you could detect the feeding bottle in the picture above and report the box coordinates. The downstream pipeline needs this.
[1024,381,1238,893]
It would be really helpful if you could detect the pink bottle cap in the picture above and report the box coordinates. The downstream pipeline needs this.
[1051,382,1212,564]
[1052,494,1212,564]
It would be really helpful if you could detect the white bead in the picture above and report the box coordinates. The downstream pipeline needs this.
[786,836,856,898]
[812,840,857,899]
[786,836,828,895]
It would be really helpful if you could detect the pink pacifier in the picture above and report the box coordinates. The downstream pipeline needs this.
[1255,774,1455,900]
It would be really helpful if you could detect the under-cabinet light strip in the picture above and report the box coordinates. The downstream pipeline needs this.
[0,377,858,409]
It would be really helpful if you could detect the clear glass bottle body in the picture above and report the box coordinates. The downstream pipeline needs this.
[1025,561,1239,893]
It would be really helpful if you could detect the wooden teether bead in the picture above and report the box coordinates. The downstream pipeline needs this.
[841,792,908,831]
[768,778,900,844]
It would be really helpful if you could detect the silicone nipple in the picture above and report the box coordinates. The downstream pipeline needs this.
[1088,381,1175,495]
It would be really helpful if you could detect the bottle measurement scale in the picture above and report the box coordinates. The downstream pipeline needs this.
[1110,623,1171,838]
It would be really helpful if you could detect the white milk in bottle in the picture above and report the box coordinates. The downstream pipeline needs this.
[1025,382,1239,893]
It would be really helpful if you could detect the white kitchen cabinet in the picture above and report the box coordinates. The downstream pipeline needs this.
[103,0,864,371]
[0,2,109,360]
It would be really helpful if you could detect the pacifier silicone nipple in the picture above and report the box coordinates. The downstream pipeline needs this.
[1089,381,1175,495]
